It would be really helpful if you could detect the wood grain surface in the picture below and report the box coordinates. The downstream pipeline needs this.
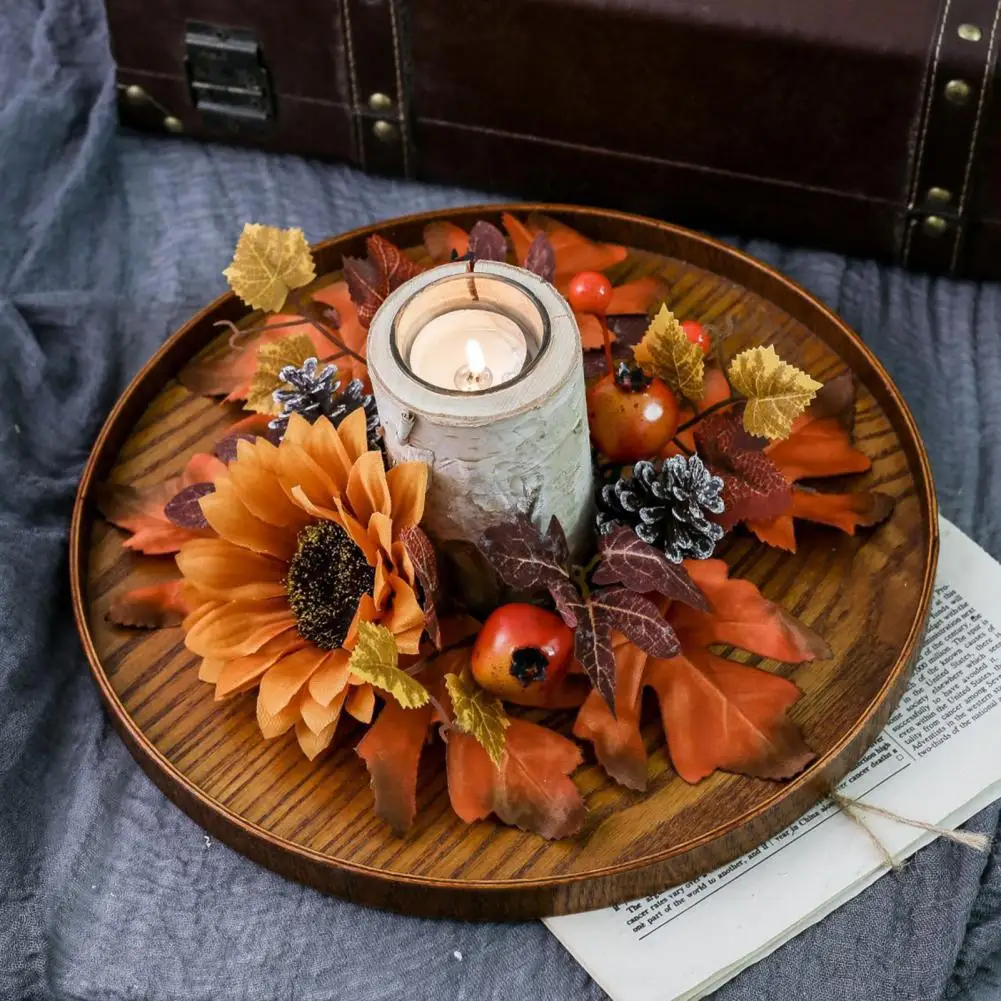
[70,204,938,920]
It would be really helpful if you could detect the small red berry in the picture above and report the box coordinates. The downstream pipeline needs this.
[471,604,574,706]
[681,319,712,356]
[567,271,613,315]
[587,364,680,462]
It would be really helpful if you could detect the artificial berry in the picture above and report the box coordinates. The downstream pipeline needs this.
[567,271,613,315]
[681,319,712,356]
[587,363,680,462]
[471,604,574,706]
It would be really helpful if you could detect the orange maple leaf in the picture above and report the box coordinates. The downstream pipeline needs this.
[180,281,368,402]
[574,558,827,788]
[107,579,194,628]
[446,719,586,840]
[98,451,227,555]
[745,373,894,551]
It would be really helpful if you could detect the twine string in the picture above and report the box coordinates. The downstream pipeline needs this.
[831,792,992,870]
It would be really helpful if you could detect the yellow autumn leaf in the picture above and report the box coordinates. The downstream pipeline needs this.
[633,304,705,401]
[223,223,316,313]
[445,672,510,767]
[245,332,317,415]
[727,345,823,440]
[348,621,430,709]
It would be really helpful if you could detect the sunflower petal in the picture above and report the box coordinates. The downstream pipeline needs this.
[337,407,369,463]
[214,632,307,698]
[346,450,392,525]
[200,481,296,561]
[184,598,297,658]
[257,689,301,738]
[304,416,354,495]
[278,442,339,511]
[368,512,394,562]
[198,658,224,683]
[385,462,428,531]
[300,689,346,734]
[259,646,330,716]
[176,538,287,601]
[295,717,340,760]
[228,440,313,530]
[346,683,377,723]
[307,649,351,705]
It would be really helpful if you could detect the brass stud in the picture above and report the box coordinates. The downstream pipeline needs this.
[927,186,953,205]
[922,215,948,237]
[368,92,393,112]
[163,116,183,134]
[945,79,972,105]
[124,84,147,103]
[958,23,983,42]
[372,119,399,142]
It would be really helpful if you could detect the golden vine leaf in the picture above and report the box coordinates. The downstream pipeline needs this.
[223,223,316,313]
[245,332,316,415]
[727,345,823,440]
[348,621,430,709]
[445,671,510,767]
[634,304,705,401]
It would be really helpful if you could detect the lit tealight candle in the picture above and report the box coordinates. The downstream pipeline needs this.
[407,307,529,392]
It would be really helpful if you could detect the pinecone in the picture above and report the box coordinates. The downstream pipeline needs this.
[596,455,726,562]
[269,358,380,447]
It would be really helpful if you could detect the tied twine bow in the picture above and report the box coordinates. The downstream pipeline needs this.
[832,792,992,870]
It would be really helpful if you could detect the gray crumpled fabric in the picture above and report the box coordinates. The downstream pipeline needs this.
[2,2,1001,999]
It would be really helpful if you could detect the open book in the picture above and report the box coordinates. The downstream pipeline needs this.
[545,518,1001,1001]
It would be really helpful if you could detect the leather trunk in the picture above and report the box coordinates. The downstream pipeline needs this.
[106,0,1001,279]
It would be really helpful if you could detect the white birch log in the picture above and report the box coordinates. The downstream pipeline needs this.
[366,260,594,569]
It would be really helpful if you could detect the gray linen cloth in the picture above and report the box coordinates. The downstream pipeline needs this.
[2,1,1000,999]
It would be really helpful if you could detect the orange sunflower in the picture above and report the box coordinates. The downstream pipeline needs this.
[174,407,428,759]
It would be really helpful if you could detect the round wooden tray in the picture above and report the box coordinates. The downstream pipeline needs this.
[71,204,938,920]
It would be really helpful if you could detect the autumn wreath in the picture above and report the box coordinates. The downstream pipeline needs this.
[99,216,892,839]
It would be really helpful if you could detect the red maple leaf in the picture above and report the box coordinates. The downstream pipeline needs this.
[344,234,424,328]
[574,558,827,788]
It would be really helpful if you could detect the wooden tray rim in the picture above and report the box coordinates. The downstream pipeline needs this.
[70,202,939,895]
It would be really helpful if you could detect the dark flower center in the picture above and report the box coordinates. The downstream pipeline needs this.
[510,647,549,686]
[286,520,375,650]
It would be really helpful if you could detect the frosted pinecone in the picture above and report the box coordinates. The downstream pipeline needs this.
[597,455,726,562]
[269,358,380,447]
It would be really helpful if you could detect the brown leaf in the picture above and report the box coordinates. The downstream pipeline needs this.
[524,232,556,282]
[400,524,442,649]
[481,514,573,596]
[163,482,214,529]
[466,220,508,262]
[344,234,423,328]
[570,595,617,712]
[591,587,680,659]
[695,411,792,530]
[446,718,585,839]
[107,580,191,628]
[593,527,710,610]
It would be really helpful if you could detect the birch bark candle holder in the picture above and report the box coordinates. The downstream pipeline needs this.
[366,259,594,585]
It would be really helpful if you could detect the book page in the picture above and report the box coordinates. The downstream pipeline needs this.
[545,518,1001,1001]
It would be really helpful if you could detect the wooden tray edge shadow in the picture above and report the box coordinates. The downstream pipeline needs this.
[70,203,940,920]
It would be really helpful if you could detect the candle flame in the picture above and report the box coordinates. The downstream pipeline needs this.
[465,338,486,376]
